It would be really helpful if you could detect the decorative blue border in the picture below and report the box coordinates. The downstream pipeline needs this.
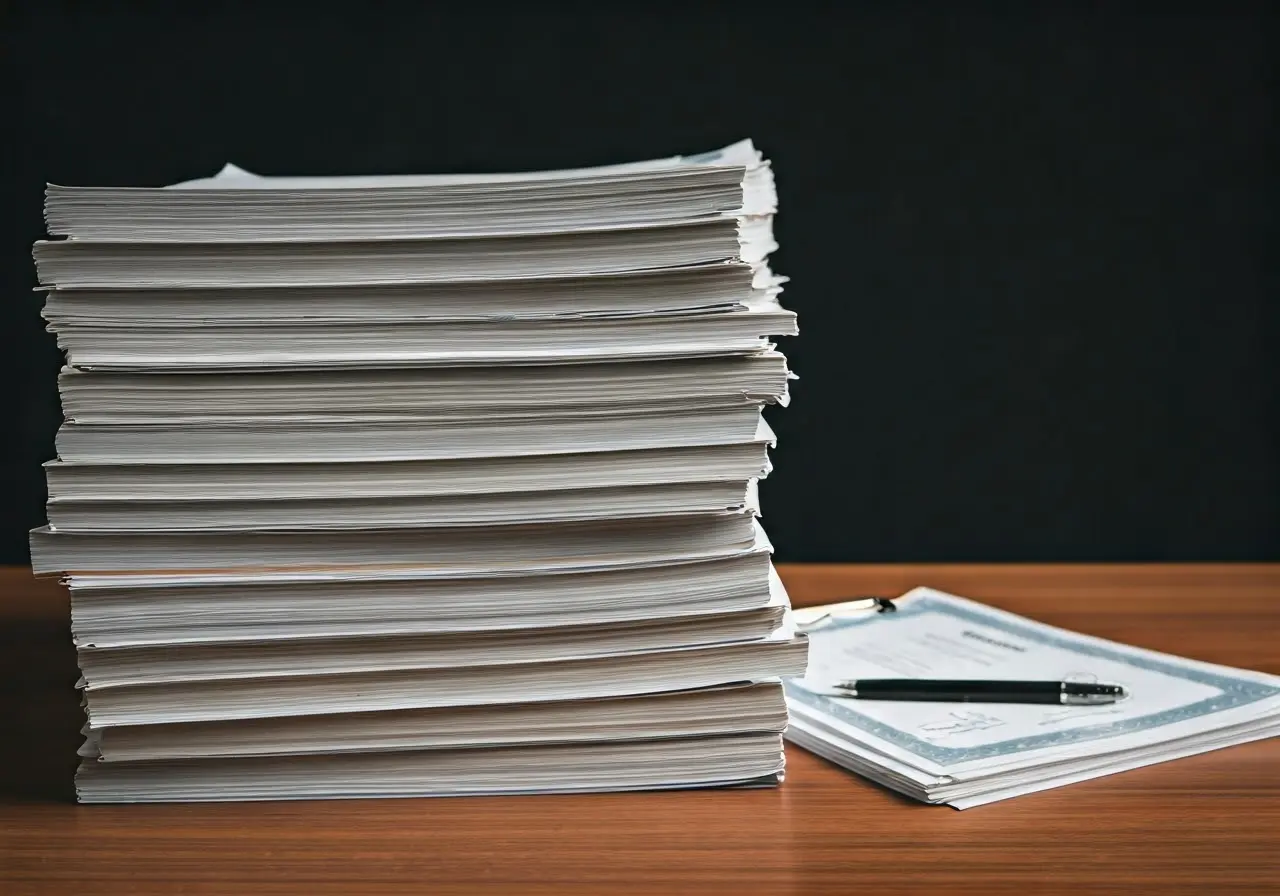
[785,595,1280,763]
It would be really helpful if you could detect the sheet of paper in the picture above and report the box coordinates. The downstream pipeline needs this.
[786,587,1280,777]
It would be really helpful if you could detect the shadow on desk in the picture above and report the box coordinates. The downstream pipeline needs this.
[0,615,81,803]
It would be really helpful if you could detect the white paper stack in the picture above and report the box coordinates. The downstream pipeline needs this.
[32,140,809,802]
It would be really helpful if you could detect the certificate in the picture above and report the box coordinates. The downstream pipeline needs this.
[785,588,1280,800]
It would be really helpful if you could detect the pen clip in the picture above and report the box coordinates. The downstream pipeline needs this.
[792,596,896,632]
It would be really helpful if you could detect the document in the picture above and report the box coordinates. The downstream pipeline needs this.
[37,139,805,802]
[785,588,1280,807]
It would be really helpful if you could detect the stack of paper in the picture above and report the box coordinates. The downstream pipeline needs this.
[31,140,809,802]
[785,588,1280,808]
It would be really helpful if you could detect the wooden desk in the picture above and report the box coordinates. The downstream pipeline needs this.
[2,564,1278,894]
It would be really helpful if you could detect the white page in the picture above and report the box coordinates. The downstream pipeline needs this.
[948,720,1280,808]
[164,141,762,189]
[786,587,1280,777]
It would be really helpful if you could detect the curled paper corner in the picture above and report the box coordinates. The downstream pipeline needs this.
[213,162,261,180]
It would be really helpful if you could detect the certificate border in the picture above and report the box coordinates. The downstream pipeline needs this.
[785,595,1280,763]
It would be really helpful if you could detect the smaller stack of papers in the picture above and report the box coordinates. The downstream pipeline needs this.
[785,588,1280,808]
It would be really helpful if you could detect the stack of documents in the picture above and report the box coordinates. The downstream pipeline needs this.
[31,140,809,802]
[785,588,1280,808]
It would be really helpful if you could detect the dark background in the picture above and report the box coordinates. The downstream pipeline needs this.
[2,2,1276,564]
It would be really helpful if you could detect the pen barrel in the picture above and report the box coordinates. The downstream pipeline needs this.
[851,679,1063,704]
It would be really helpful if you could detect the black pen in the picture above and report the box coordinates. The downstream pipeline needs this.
[831,679,1126,705]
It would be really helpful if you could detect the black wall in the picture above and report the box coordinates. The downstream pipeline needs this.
[2,2,1276,563]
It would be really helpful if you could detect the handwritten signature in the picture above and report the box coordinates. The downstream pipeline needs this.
[917,711,1007,740]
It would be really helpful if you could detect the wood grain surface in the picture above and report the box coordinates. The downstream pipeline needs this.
[2,564,1278,895]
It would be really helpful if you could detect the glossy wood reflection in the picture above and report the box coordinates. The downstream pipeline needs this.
[2,565,1278,895]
